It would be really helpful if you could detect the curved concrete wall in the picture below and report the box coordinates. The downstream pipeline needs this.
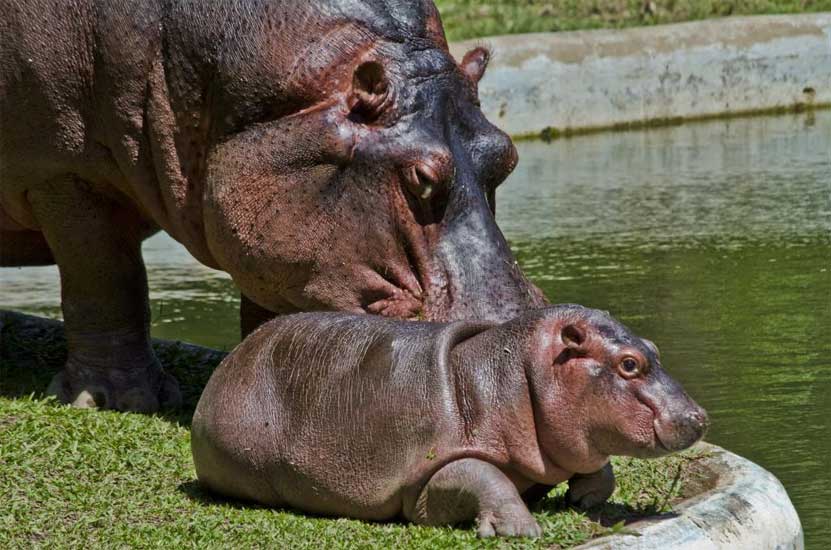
[450,14,831,137]
[576,443,803,549]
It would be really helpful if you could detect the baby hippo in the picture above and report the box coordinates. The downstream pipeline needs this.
[191,305,708,537]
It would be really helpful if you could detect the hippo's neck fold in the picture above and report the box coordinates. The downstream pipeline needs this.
[139,54,217,268]
[448,333,574,486]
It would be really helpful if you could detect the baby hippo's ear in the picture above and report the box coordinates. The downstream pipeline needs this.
[642,338,660,358]
[561,324,586,349]
[551,323,587,366]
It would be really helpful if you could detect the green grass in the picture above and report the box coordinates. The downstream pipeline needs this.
[0,313,712,548]
[434,0,831,41]
[0,397,706,549]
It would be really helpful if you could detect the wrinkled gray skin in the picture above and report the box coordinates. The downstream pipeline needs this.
[192,305,708,537]
[0,0,543,414]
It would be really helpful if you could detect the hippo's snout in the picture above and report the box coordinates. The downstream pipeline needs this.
[637,364,709,454]
[654,402,709,452]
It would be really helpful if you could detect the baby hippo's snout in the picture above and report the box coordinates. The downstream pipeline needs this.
[640,368,709,454]
[654,402,709,452]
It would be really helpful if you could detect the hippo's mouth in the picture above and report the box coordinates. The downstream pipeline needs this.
[636,394,671,453]
[361,239,431,319]
[653,423,671,453]
[374,206,452,321]
[364,288,423,318]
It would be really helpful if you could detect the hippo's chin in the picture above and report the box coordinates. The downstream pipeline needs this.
[653,418,705,454]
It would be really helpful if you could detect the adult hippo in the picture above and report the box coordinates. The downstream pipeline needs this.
[192,305,709,537]
[0,0,544,412]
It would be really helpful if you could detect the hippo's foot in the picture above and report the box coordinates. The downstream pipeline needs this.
[476,507,542,538]
[566,463,616,509]
[413,458,543,538]
[47,359,181,413]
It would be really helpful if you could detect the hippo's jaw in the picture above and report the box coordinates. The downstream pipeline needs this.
[592,376,708,459]
[382,190,545,323]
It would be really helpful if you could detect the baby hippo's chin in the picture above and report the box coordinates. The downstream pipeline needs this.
[618,419,707,459]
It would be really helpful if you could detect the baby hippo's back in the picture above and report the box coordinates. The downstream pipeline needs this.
[191,313,483,520]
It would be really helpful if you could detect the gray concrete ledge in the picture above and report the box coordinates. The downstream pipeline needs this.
[576,442,804,550]
[450,14,831,137]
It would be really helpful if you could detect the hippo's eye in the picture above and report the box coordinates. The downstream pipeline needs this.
[618,357,642,379]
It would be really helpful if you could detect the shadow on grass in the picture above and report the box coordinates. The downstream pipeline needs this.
[177,479,273,510]
[530,490,679,529]
[179,476,676,538]
[0,310,223,427]
[177,478,483,534]
[0,311,67,399]
[586,502,678,527]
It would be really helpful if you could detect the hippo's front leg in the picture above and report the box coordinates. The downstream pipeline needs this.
[567,463,616,509]
[29,176,180,412]
[410,458,542,538]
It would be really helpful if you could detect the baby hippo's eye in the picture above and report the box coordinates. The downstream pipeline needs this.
[618,356,642,379]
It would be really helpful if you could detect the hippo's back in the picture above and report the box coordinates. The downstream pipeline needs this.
[191,313,478,519]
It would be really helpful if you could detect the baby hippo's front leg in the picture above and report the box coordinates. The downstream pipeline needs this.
[412,458,542,538]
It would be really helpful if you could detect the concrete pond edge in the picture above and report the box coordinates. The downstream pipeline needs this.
[1,311,804,548]
[450,13,831,139]
[576,442,803,549]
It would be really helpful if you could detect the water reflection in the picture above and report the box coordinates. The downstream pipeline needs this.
[0,110,828,544]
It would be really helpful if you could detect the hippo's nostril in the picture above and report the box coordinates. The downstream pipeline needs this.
[415,164,438,199]
[404,165,431,200]
[401,153,455,225]
[507,141,518,173]
[692,408,710,432]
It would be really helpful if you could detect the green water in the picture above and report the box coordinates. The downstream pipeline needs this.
[1,111,829,545]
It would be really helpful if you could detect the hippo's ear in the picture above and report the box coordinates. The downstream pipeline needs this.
[561,324,586,349]
[642,338,660,358]
[552,323,587,366]
[348,61,393,123]
[460,47,490,84]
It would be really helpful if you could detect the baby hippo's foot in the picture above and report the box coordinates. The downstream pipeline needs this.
[412,458,542,538]
[477,506,542,538]
[47,358,181,413]
[567,463,616,509]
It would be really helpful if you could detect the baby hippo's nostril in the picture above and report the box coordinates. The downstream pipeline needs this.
[655,402,709,452]
[688,407,710,434]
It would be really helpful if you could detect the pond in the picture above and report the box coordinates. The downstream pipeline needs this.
[1,110,829,546]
